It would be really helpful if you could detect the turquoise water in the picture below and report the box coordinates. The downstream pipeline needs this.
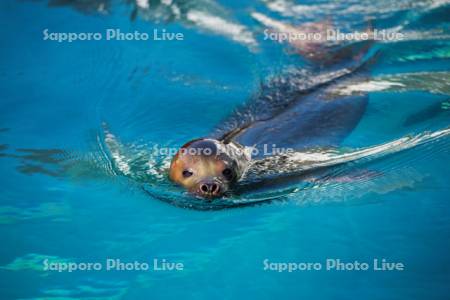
[1,0,450,299]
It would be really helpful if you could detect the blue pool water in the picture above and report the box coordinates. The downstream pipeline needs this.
[1,0,450,299]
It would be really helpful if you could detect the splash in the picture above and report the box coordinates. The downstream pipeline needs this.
[103,126,450,209]
[332,71,450,95]
[260,0,450,21]
[186,10,257,47]
[243,127,450,181]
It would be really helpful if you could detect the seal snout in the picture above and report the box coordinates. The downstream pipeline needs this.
[198,179,222,198]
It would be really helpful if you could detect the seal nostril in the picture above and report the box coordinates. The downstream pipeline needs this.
[200,184,208,193]
[211,184,218,193]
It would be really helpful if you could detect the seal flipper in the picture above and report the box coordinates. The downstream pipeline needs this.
[214,73,370,157]
[213,15,375,155]
[232,89,368,156]
[212,52,375,144]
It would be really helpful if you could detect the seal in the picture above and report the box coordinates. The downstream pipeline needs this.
[169,138,250,198]
[170,17,375,198]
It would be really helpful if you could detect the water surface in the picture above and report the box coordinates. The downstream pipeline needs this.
[1,0,450,299]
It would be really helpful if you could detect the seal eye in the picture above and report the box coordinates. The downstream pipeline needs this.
[222,168,233,181]
[182,170,193,178]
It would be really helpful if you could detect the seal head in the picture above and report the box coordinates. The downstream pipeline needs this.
[169,138,249,199]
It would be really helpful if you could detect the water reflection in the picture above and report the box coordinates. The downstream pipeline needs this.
[45,0,258,48]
